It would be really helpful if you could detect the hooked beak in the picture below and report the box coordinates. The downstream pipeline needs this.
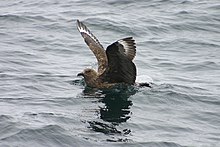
[77,72,84,77]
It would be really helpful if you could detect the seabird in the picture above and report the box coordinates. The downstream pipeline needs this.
[77,20,137,89]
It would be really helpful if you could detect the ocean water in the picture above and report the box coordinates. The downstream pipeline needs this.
[0,0,220,146]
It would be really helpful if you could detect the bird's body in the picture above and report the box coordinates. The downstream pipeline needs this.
[77,20,137,89]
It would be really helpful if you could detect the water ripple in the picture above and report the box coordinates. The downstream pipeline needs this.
[0,0,220,146]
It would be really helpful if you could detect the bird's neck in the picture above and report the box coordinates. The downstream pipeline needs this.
[85,76,98,88]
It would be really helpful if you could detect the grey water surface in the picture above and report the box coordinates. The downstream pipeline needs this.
[0,0,220,147]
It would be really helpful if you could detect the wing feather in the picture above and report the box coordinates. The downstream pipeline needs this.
[117,37,136,61]
[77,20,107,74]
[100,39,136,84]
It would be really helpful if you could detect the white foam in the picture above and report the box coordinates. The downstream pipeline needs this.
[136,75,153,83]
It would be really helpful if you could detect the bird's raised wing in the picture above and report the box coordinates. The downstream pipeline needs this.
[100,38,137,84]
[77,20,107,75]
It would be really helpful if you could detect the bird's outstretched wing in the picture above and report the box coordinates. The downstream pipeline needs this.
[77,20,107,74]
[100,37,137,84]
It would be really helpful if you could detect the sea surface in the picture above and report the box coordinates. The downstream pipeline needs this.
[0,0,220,147]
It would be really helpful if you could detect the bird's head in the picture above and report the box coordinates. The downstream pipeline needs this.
[77,68,98,80]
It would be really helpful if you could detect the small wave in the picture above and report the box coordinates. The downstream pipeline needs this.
[107,0,134,6]
[26,15,53,22]
[170,21,220,33]
[175,39,220,48]
[176,10,190,14]
[0,14,54,24]
[3,124,64,136]
[0,115,13,121]
[143,83,199,104]
[84,18,136,36]
[133,141,185,147]
[0,14,32,23]
[207,4,220,10]
[182,61,219,71]
[180,0,193,4]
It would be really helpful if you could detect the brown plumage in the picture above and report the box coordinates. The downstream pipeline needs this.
[77,20,136,88]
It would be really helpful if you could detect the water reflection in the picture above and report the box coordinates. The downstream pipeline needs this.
[82,85,136,136]
[99,90,133,124]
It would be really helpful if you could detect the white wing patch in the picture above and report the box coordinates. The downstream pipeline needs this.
[118,37,136,61]
[77,20,104,49]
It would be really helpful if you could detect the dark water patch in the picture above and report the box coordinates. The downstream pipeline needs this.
[106,138,130,142]
[79,86,136,143]
[80,86,137,118]
[87,119,132,143]
[70,78,85,87]
[77,82,138,99]
[98,93,133,124]
[88,121,121,134]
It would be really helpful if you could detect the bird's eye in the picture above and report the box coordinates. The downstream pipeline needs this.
[86,70,91,73]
